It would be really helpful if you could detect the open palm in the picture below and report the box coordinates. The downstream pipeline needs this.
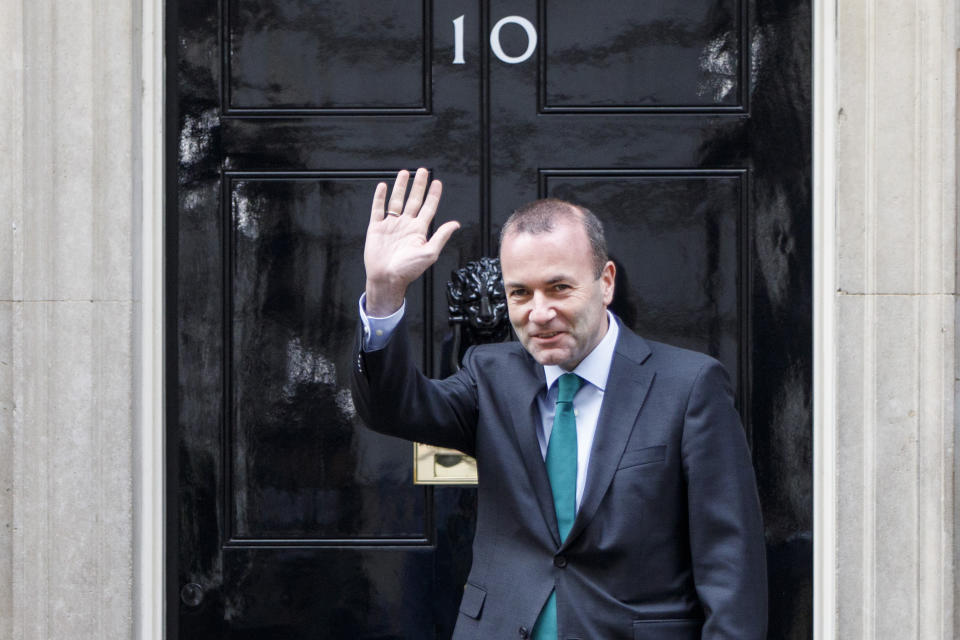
[363,168,460,316]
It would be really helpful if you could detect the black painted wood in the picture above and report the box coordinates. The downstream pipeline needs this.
[169,0,811,637]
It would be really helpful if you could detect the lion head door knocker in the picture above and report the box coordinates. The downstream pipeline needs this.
[444,256,511,375]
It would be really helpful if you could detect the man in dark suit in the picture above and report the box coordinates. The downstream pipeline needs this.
[351,168,767,639]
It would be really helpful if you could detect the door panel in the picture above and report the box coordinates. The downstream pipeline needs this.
[226,0,430,112]
[541,0,744,110]
[228,174,429,542]
[170,0,811,637]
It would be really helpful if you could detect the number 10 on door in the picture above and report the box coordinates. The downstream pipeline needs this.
[453,15,538,65]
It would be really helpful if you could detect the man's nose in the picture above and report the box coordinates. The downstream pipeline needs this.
[528,292,556,324]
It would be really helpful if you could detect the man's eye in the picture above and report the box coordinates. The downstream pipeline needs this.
[508,289,528,298]
[553,284,571,291]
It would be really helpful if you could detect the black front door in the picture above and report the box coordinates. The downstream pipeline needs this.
[168,0,811,638]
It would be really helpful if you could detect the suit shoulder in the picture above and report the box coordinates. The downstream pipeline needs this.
[641,337,728,380]
[645,338,718,363]
[466,340,526,362]
[459,340,531,378]
[636,338,737,414]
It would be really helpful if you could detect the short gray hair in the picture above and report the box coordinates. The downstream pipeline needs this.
[499,198,608,278]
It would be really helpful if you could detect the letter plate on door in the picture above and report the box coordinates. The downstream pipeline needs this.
[414,443,478,484]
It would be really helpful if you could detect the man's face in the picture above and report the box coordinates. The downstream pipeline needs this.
[499,218,615,371]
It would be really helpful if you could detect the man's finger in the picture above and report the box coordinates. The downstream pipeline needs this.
[425,220,461,256]
[369,182,387,225]
[416,180,443,230]
[403,168,430,217]
[387,170,409,215]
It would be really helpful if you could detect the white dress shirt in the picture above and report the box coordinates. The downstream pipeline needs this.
[358,293,405,351]
[359,294,619,511]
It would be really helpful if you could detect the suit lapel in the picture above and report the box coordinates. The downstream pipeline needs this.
[506,350,562,547]
[562,327,654,549]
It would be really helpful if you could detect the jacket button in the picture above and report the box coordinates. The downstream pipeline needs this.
[554,555,567,568]
[519,626,529,638]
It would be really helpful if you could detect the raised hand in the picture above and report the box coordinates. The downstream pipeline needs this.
[364,168,460,316]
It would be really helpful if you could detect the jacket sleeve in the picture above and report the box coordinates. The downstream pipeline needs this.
[350,316,479,457]
[681,359,768,640]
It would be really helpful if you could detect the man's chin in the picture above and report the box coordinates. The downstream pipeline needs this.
[528,347,572,368]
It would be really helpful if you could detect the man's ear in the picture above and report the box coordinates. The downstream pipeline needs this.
[601,260,616,306]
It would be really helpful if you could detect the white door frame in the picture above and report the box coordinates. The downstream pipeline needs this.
[136,0,166,637]
[811,0,837,637]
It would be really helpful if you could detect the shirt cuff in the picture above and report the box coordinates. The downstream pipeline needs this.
[359,293,405,351]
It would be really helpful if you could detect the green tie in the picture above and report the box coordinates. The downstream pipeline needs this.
[533,373,583,640]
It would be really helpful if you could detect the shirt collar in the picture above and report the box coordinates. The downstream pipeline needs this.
[543,310,619,393]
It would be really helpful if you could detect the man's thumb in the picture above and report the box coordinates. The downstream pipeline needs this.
[426,220,461,255]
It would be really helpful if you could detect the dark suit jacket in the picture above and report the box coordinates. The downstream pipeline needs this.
[351,315,767,640]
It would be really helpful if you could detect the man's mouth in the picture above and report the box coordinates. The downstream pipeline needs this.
[532,331,564,340]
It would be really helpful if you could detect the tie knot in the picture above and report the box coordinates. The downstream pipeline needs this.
[556,373,583,404]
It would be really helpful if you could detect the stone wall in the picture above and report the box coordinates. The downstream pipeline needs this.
[0,0,137,638]
[833,0,957,636]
